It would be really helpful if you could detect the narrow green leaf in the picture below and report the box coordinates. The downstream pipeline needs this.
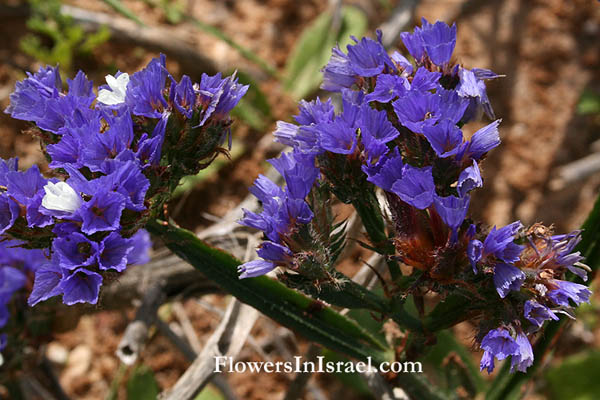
[100,0,145,26]
[146,220,392,364]
[283,6,368,99]
[126,365,159,400]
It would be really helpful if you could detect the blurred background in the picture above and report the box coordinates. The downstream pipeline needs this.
[0,0,599,399]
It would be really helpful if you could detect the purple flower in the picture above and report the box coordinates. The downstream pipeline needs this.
[126,54,170,118]
[401,19,457,66]
[4,65,61,125]
[391,165,436,210]
[480,328,519,373]
[480,350,495,374]
[295,98,336,126]
[422,119,463,158]
[363,148,404,192]
[468,239,483,274]
[419,19,457,66]
[457,67,500,120]
[78,190,127,235]
[127,229,152,265]
[269,152,318,200]
[493,263,526,298]
[82,111,134,171]
[196,72,249,125]
[59,268,103,305]
[0,195,20,235]
[510,332,534,373]
[393,91,442,133]
[53,233,99,270]
[547,280,592,307]
[483,221,524,263]
[365,74,409,103]
[238,259,276,279]
[524,300,558,328]
[99,232,133,272]
[321,46,356,92]
[433,194,470,242]
[359,105,400,144]
[390,51,413,75]
[101,161,150,212]
[171,75,195,118]
[464,120,501,160]
[28,263,64,306]
[457,160,483,197]
[318,118,358,155]
[411,67,442,92]
[346,31,395,77]
[240,175,314,243]
[256,241,293,264]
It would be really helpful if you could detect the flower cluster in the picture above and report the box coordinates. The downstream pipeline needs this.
[1,55,247,312]
[239,19,591,374]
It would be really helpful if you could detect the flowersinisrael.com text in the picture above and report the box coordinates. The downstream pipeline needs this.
[214,356,422,374]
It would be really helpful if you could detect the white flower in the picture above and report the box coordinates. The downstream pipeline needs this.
[41,182,82,213]
[97,73,130,105]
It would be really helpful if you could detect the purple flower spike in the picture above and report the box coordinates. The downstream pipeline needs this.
[524,300,558,328]
[510,332,534,373]
[547,280,592,307]
[238,259,276,279]
[493,263,526,298]
[59,268,103,305]
[391,165,436,210]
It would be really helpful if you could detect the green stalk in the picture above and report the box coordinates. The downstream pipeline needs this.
[146,220,391,364]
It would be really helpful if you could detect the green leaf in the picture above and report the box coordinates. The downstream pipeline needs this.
[146,220,392,364]
[283,6,368,99]
[101,0,145,26]
[126,365,159,400]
